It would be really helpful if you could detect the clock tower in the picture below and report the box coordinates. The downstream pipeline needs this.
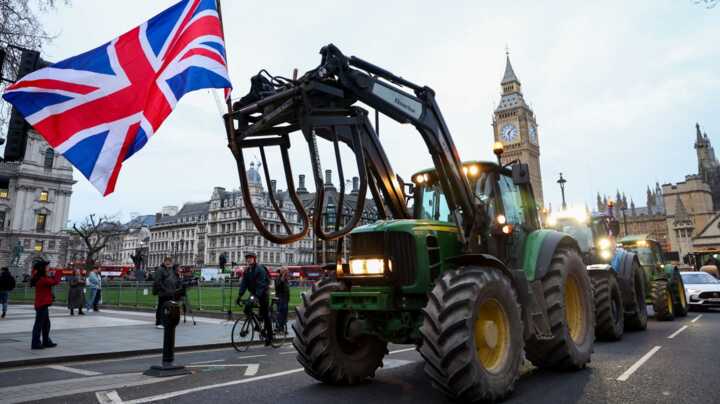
[492,53,544,206]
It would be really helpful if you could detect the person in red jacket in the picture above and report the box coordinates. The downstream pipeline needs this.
[30,259,62,349]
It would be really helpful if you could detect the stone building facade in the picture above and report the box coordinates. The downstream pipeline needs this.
[0,130,74,277]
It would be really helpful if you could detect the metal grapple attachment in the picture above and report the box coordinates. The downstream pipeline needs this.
[223,71,371,245]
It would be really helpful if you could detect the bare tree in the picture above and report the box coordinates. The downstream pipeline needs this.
[695,0,718,8]
[0,0,69,134]
[71,214,124,270]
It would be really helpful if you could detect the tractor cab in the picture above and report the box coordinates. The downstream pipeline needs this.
[618,235,665,271]
[411,160,540,266]
[545,210,620,265]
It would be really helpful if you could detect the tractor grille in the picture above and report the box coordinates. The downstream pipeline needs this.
[699,291,720,299]
[350,232,417,286]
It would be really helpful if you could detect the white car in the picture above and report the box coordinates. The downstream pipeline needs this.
[681,271,720,310]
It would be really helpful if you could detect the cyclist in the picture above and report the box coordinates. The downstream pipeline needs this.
[236,252,273,346]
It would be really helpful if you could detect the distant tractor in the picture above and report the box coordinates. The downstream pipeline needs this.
[546,210,648,340]
[618,235,689,321]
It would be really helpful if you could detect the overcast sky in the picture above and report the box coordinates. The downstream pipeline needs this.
[27,0,720,223]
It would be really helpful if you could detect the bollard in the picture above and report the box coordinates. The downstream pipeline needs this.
[143,300,191,377]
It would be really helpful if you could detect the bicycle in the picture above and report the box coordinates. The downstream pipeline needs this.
[231,296,286,351]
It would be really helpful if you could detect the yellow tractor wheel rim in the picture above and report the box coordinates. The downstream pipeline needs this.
[677,284,687,309]
[475,298,510,373]
[667,291,674,315]
[565,275,586,344]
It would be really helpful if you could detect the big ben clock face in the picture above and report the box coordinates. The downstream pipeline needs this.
[500,123,519,143]
[529,125,538,144]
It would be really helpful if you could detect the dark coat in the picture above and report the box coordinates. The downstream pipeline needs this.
[238,264,270,298]
[274,277,290,301]
[67,275,86,309]
[0,271,15,292]
[153,265,181,299]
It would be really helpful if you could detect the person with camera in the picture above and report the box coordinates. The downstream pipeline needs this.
[153,257,181,329]
[30,259,62,349]
[236,252,273,346]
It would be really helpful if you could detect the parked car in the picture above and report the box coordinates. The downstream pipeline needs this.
[681,271,720,310]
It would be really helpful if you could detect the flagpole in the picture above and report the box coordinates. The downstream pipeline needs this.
[215,0,240,161]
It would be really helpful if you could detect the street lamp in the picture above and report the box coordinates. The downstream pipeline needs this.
[557,173,567,210]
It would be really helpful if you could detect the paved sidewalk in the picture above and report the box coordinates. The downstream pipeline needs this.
[0,305,293,368]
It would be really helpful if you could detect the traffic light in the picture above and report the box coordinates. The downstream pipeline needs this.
[4,48,49,162]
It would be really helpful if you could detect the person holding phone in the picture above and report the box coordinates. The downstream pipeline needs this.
[30,259,62,349]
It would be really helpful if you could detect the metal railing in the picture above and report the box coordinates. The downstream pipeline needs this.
[8,279,314,313]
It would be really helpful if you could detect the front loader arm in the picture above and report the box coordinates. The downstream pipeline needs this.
[225,44,481,251]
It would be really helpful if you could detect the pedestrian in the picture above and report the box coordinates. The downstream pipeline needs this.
[274,267,290,332]
[236,252,273,346]
[67,269,85,316]
[152,257,181,329]
[86,268,102,312]
[30,260,62,349]
[0,267,16,318]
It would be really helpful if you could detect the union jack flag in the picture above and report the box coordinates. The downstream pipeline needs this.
[2,0,232,195]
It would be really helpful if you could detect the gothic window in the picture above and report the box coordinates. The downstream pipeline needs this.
[0,212,4,231]
[39,191,49,202]
[44,148,55,169]
[49,240,56,250]
[36,214,47,232]
[34,241,43,252]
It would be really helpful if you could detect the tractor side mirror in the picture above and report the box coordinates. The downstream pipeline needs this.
[512,163,530,185]
[609,220,620,236]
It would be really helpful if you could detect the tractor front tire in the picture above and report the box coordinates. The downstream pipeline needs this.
[525,247,594,370]
[419,266,523,403]
[592,272,624,341]
[672,270,689,318]
[624,261,648,331]
[292,279,387,385]
[652,280,674,321]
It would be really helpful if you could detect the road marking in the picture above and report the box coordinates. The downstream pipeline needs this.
[185,363,259,376]
[279,351,296,355]
[0,372,183,404]
[238,354,266,359]
[189,359,225,365]
[617,346,662,381]
[691,314,703,323]
[47,364,102,376]
[95,390,123,404]
[389,347,416,355]
[124,368,305,403]
[668,325,688,339]
[123,346,417,403]
[382,359,415,369]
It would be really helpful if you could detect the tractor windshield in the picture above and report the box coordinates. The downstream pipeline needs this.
[552,219,593,253]
[415,169,492,222]
[628,247,656,266]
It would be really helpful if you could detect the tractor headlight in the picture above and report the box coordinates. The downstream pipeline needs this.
[598,238,611,249]
[599,250,612,260]
[349,258,387,275]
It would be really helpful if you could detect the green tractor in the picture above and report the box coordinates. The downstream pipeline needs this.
[546,210,648,340]
[618,235,688,321]
[226,45,595,402]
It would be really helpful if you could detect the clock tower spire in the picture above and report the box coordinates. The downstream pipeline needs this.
[492,52,544,206]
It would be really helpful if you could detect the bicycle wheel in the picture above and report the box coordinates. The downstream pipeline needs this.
[231,316,254,352]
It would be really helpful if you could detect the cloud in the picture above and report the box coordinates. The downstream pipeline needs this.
[25,0,720,221]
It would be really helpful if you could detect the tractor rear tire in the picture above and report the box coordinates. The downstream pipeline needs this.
[592,273,624,341]
[652,280,674,321]
[292,279,387,385]
[419,266,523,403]
[624,261,648,331]
[671,270,689,318]
[525,247,594,370]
